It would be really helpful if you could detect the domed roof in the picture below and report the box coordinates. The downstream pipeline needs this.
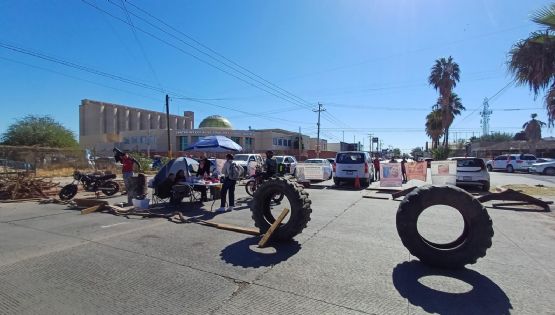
[198,115,233,129]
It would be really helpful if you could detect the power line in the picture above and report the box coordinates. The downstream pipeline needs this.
[104,0,350,129]
[0,41,313,127]
[82,0,319,114]
[119,0,163,92]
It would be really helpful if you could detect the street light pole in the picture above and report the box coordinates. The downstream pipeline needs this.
[165,94,172,158]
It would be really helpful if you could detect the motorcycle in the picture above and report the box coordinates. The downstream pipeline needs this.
[245,168,284,202]
[59,170,120,200]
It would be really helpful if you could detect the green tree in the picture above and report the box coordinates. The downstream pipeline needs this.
[508,3,555,125]
[428,56,461,145]
[392,148,401,157]
[1,115,78,148]
[434,93,465,147]
[471,132,514,142]
[425,109,444,149]
[522,113,547,154]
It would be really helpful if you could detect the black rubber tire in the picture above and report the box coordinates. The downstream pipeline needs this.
[481,181,490,192]
[486,165,492,172]
[396,185,493,269]
[59,184,78,200]
[245,180,256,196]
[506,165,514,173]
[101,181,119,196]
[333,178,340,186]
[360,178,369,187]
[544,167,555,176]
[250,177,312,241]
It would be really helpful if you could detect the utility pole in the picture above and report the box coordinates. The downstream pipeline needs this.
[313,103,326,158]
[368,133,373,155]
[165,94,172,158]
[298,126,302,159]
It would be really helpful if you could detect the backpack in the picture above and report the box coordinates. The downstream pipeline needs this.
[228,162,244,180]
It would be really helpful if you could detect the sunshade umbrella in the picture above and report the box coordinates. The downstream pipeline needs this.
[184,135,242,152]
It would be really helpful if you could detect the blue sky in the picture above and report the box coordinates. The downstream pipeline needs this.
[1,0,553,153]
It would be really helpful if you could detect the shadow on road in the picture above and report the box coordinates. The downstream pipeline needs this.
[392,261,512,315]
[220,237,301,268]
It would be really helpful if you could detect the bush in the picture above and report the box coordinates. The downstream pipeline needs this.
[431,147,450,160]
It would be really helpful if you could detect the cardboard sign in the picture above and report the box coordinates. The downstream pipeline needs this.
[380,163,403,187]
[430,160,457,185]
[406,161,427,182]
[296,164,324,181]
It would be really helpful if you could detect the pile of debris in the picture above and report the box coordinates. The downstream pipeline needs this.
[0,173,60,200]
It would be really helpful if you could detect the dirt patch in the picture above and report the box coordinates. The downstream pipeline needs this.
[500,184,555,197]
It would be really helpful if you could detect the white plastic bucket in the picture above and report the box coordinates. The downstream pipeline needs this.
[132,198,150,209]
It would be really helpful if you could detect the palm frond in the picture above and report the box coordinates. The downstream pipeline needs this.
[532,4,555,29]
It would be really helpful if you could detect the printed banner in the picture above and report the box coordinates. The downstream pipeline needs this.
[430,160,457,185]
[406,161,427,181]
[380,163,403,187]
[296,164,324,181]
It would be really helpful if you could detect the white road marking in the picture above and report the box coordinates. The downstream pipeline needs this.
[101,222,129,229]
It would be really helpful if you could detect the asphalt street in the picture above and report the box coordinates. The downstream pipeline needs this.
[0,173,554,314]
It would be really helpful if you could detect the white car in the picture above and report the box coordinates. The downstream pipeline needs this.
[333,151,374,187]
[529,160,555,175]
[275,155,297,175]
[486,154,537,173]
[449,157,490,191]
[303,158,333,180]
[233,153,263,177]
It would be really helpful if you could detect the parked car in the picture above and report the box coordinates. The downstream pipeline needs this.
[233,153,263,177]
[303,158,333,180]
[326,158,335,165]
[486,154,537,173]
[333,151,374,187]
[449,157,490,191]
[274,155,297,175]
[529,159,555,175]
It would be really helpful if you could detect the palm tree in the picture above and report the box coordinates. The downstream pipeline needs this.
[425,109,444,149]
[433,93,466,146]
[428,56,461,144]
[522,113,547,154]
[508,4,555,125]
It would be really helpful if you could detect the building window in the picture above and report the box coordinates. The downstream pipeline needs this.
[278,139,283,146]
[273,138,277,145]
[191,136,200,144]
[245,137,253,150]
[287,139,292,147]
[179,136,188,151]
[231,137,241,145]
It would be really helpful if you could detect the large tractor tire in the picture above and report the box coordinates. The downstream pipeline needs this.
[250,177,312,241]
[396,185,493,269]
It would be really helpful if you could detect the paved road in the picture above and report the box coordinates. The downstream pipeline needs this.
[0,178,554,314]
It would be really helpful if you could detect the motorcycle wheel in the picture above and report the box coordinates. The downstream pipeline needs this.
[245,180,256,196]
[59,184,78,201]
[101,181,120,196]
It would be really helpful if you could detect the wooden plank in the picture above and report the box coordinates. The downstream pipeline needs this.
[362,195,390,200]
[258,208,290,248]
[198,220,260,235]
[391,186,417,199]
[74,198,108,208]
[81,204,104,215]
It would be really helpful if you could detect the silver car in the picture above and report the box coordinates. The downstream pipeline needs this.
[529,159,555,175]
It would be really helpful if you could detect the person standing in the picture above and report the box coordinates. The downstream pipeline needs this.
[217,154,238,212]
[196,156,210,202]
[373,157,380,181]
[121,152,137,205]
[401,157,408,183]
